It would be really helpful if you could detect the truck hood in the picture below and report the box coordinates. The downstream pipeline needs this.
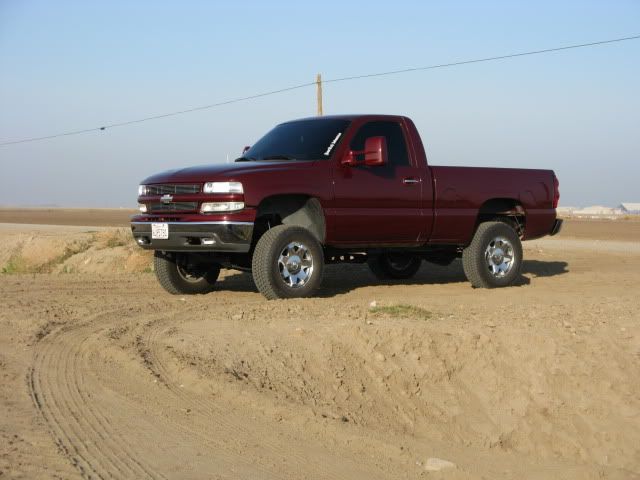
[141,160,315,184]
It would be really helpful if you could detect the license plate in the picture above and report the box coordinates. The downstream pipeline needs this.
[151,223,169,240]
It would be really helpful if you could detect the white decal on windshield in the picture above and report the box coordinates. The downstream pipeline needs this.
[324,132,342,156]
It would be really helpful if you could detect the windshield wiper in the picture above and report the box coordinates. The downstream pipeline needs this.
[234,156,257,162]
[261,154,297,161]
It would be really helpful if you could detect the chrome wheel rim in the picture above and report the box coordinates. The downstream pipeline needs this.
[278,241,314,288]
[485,236,515,277]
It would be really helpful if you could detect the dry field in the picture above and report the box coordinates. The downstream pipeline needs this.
[0,210,639,479]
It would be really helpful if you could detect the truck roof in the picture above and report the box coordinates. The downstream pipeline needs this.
[282,114,406,123]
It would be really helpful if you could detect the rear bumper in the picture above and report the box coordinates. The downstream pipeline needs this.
[131,221,253,252]
[550,219,563,236]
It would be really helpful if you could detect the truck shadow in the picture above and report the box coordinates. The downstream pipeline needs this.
[521,260,569,277]
[215,259,569,296]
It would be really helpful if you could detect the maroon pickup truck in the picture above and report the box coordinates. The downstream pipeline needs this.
[131,114,561,299]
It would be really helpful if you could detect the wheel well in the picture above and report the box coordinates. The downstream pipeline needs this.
[252,195,325,245]
[476,198,526,236]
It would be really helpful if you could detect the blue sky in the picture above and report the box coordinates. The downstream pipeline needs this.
[1,0,638,207]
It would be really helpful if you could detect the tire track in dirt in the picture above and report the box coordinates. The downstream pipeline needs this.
[139,318,385,480]
[28,304,381,479]
[29,307,282,479]
[28,310,167,479]
[133,318,288,477]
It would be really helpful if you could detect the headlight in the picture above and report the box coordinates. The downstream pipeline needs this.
[138,204,147,213]
[138,185,148,196]
[200,202,245,213]
[203,181,243,194]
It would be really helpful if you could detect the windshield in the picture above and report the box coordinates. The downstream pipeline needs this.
[241,119,350,161]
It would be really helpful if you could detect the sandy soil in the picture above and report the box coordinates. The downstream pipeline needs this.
[0,218,639,479]
[0,208,136,227]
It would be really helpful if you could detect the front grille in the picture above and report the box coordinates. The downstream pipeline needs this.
[148,202,198,213]
[146,184,200,195]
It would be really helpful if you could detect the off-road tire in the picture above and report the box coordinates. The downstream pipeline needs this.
[462,221,522,288]
[153,251,220,294]
[368,253,422,280]
[252,225,324,300]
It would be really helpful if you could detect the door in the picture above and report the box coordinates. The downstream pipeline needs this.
[331,120,423,244]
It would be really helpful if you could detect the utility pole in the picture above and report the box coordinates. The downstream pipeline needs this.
[316,73,323,116]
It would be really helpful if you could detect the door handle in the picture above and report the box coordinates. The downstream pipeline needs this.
[402,178,420,184]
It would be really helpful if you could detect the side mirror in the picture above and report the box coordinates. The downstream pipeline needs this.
[340,136,388,167]
[364,136,387,166]
[242,145,251,154]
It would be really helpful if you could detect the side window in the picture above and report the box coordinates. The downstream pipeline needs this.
[349,121,410,167]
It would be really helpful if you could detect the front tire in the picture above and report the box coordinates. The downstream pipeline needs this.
[368,253,422,280]
[153,252,220,294]
[462,221,522,288]
[252,225,324,300]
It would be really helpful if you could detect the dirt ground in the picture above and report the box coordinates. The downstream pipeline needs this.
[0,213,639,479]
[0,208,136,227]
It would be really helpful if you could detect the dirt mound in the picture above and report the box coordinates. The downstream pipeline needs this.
[160,300,639,472]
[0,226,151,274]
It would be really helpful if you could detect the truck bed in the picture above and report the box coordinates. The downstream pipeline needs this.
[429,166,557,244]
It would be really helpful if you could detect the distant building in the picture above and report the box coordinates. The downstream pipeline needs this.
[557,204,638,217]
[619,203,640,214]
[573,205,622,216]
[556,206,577,215]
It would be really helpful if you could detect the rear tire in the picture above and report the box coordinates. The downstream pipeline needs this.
[368,253,422,280]
[252,225,324,300]
[462,221,522,288]
[153,252,220,294]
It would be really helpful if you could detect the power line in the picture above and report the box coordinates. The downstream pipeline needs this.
[0,82,317,146]
[323,34,640,84]
[2,34,639,147]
